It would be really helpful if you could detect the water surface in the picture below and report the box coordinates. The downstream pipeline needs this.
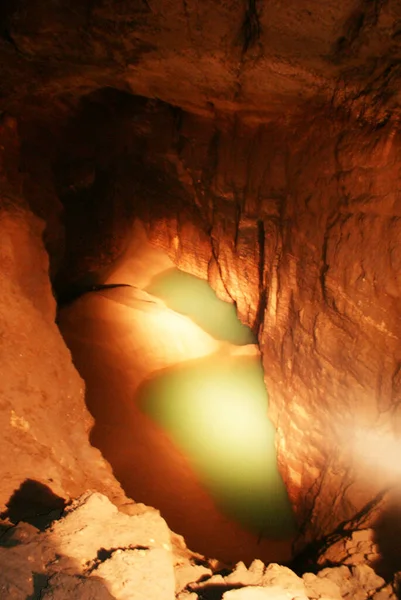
[146,268,256,345]
[139,354,295,538]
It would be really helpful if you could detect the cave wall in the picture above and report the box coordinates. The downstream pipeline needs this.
[142,109,401,547]
[47,94,401,549]
[0,115,126,515]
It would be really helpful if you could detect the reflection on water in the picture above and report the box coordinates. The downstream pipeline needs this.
[146,268,256,345]
[138,354,296,539]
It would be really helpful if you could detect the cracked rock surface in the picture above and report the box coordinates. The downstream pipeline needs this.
[0,492,399,600]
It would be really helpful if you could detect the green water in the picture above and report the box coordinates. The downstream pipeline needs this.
[139,354,296,538]
[141,267,295,537]
[146,268,256,345]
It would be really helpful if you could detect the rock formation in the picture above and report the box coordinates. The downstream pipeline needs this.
[0,492,399,599]
[0,0,401,594]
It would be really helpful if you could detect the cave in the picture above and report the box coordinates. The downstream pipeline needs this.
[1,1,401,598]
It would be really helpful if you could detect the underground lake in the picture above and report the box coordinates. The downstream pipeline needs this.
[58,256,296,564]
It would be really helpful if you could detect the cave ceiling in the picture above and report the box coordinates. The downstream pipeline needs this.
[1,0,401,123]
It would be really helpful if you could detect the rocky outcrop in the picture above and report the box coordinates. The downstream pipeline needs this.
[0,492,398,600]
[0,115,125,514]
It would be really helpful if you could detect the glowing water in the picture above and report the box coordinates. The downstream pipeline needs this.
[141,268,295,538]
[146,268,256,345]
[139,354,295,538]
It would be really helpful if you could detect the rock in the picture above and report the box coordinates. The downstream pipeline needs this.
[303,572,342,599]
[0,492,175,600]
[318,564,387,600]
[372,585,397,600]
[175,562,213,593]
[317,529,381,568]
[49,492,172,564]
[41,573,115,600]
[0,203,125,515]
[94,548,175,600]
[261,563,306,593]
[223,586,308,599]
[0,492,398,600]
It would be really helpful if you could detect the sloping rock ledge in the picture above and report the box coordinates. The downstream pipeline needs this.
[0,492,398,600]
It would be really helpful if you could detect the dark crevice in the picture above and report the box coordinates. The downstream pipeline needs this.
[57,283,135,307]
[319,219,332,306]
[191,582,245,600]
[333,0,387,62]
[210,235,234,303]
[28,573,51,600]
[254,219,267,335]
[141,0,153,12]
[241,0,261,55]
[0,28,20,53]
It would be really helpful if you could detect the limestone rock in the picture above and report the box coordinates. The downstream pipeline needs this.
[0,492,175,600]
[49,492,172,564]
[223,587,308,599]
[317,529,381,568]
[0,492,398,600]
[303,572,342,599]
[94,548,175,600]
[0,206,124,514]
[175,562,213,593]
[41,573,115,600]
[318,564,387,600]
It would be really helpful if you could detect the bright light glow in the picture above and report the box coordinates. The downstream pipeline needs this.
[79,259,295,540]
[146,268,256,345]
[353,428,401,478]
[139,354,295,538]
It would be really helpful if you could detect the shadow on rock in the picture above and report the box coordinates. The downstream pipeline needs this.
[0,488,121,599]
[372,492,401,582]
[1,479,66,531]
[194,583,243,600]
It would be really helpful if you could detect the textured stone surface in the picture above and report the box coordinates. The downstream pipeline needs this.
[0,115,125,514]
[3,0,401,123]
[0,492,175,600]
[0,493,398,600]
[190,557,398,600]
[0,204,124,512]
